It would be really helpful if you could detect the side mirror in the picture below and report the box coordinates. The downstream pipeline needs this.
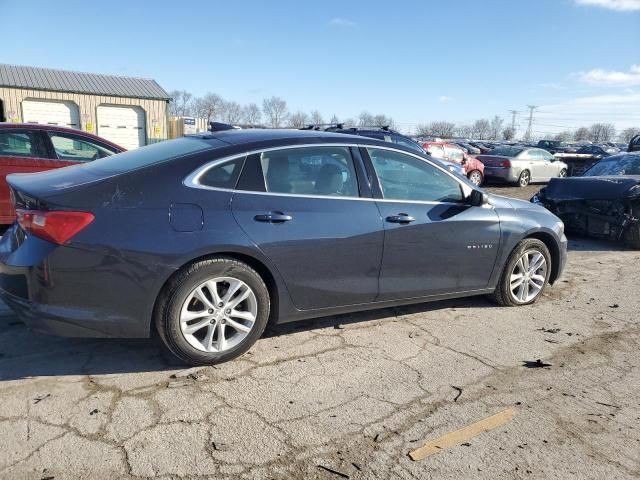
[469,189,489,207]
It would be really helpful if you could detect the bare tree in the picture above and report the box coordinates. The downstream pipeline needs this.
[456,124,473,138]
[168,90,193,117]
[418,121,456,138]
[288,111,309,128]
[502,127,516,141]
[242,103,262,125]
[553,130,572,142]
[471,119,491,140]
[220,101,243,124]
[193,93,224,123]
[589,123,616,142]
[573,127,590,142]
[489,116,504,140]
[263,96,288,128]
[329,114,340,124]
[619,127,639,143]
[342,118,356,128]
[358,111,375,127]
[372,114,394,128]
[310,110,324,125]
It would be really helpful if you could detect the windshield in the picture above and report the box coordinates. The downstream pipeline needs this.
[81,137,222,175]
[584,154,640,176]
[490,146,525,157]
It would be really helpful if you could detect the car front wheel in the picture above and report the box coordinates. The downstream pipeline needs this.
[155,257,270,365]
[489,238,551,307]
[559,168,567,178]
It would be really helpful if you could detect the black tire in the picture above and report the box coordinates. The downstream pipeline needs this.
[489,238,551,307]
[518,170,531,187]
[559,168,567,178]
[155,257,270,365]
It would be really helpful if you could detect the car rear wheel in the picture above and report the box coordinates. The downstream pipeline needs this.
[623,203,640,249]
[468,170,483,186]
[558,168,567,178]
[155,257,270,365]
[489,238,551,307]
[518,170,531,187]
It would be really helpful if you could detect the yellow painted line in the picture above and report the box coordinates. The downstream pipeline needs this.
[408,408,517,461]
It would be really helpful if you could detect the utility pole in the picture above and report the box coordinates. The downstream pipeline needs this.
[524,105,537,141]
[507,110,519,131]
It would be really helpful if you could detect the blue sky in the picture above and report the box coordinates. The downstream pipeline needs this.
[1,0,639,135]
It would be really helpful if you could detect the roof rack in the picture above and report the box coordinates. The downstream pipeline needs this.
[300,123,345,131]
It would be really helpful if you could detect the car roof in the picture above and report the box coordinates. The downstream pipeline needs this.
[184,128,430,158]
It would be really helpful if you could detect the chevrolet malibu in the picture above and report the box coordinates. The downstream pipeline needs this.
[0,129,567,365]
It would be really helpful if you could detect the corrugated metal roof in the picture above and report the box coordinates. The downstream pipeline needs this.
[0,64,170,100]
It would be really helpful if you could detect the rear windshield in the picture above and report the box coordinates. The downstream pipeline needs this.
[584,154,640,176]
[81,137,221,175]
[491,146,524,157]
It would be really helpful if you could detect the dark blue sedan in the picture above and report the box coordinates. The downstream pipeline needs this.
[0,129,567,365]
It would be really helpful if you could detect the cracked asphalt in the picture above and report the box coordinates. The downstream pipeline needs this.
[1,186,639,479]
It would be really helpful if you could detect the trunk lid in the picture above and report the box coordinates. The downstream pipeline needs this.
[476,155,511,167]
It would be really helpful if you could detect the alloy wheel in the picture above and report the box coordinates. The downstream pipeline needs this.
[509,249,547,303]
[468,170,483,186]
[179,276,257,353]
[559,169,567,178]
[519,171,530,187]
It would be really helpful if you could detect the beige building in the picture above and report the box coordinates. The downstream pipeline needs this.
[0,64,170,150]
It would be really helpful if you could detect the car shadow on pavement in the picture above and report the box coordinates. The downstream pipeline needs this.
[0,308,174,381]
[264,295,494,338]
[0,295,494,381]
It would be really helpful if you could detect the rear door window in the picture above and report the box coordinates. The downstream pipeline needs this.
[260,146,359,197]
[0,130,39,158]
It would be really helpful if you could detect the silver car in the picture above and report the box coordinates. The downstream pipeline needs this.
[479,147,568,187]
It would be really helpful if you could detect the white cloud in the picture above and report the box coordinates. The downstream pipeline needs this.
[578,65,640,86]
[574,0,640,11]
[535,92,640,135]
[437,96,453,103]
[328,18,356,27]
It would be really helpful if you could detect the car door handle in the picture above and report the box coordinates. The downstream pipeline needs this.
[386,214,416,224]
[254,212,293,223]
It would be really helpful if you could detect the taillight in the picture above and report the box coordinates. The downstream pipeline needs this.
[16,209,95,245]
[500,159,511,168]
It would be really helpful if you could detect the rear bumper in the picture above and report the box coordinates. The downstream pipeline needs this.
[1,288,114,337]
[0,226,162,338]
[484,167,521,183]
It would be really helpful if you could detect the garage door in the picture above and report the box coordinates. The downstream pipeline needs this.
[22,100,80,129]
[97,105,145,150]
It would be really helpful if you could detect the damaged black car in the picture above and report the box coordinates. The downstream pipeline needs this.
[531,152,640,248]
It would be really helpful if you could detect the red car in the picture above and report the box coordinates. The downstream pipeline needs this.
[0,123,124,224]
[422,141,485,186]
